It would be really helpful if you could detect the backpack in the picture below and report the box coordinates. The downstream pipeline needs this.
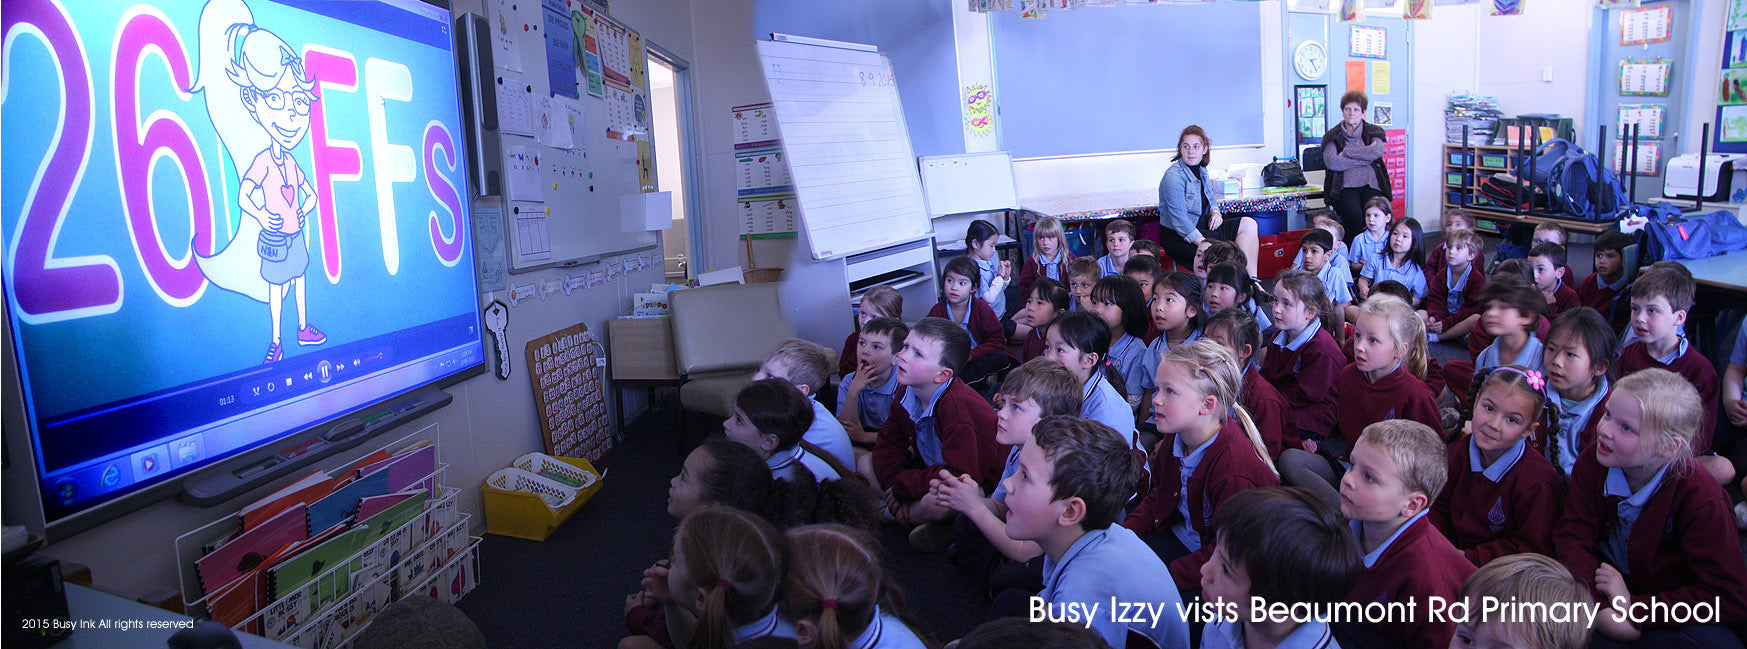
[1638,204,1747,262]
[1525,138,1575,187]
[1479,173,1542,210]
[1546,152,1628,220]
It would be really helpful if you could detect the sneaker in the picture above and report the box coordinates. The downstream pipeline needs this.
[1440,407,1461,432]
[908,521,953,553]
[296,325,327,346]
[263,343,283,364]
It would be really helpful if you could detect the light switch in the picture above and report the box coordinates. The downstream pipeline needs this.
[1542,66,1554,82]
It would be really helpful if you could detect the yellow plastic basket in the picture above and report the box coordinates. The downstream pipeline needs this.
[480,456,603,541]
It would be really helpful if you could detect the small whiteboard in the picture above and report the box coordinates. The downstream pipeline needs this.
[757,37,932,260]
[920,152,1019,217]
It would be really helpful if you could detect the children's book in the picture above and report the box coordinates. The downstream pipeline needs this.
[196,504,308,596]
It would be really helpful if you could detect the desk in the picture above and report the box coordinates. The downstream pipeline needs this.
[1019,186,1324,225]
[1673,251,1747,294]
[51,584,295,648]
[1464,206,1614,235]
[1644,251,1747,364]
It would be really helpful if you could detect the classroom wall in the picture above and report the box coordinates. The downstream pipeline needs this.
[1407,0,1593,231]
[34,0,706,599]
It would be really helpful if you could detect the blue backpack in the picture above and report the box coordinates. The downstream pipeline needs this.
[1523,139,1628,220]
[1638,203,1747,263]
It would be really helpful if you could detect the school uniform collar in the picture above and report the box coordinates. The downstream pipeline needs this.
[1599,272,1629,291]
[767,443,807,473]
[865,368,901,398]
[1081,373,1111,404]
[1469,436,1527,482]
[1203,617,1336,649]
[848,607,888,649]
[1172,427,1218,466]
[1447,263,1473,291]
[950,301,973,328]
[902,380,952,421]
[1040,250,1063,265]
[1041,525,1110,593]
[1271,318,1322,352]
[1552,277,1567,294]
[1155,328,1203,356]
[1500,332,1544,368]
[734,606,784,642]
[1351,510,1428,569]
[1550,376,1608,425]
[1604,463,1672,506]
[1654,336,1690,365]
[1365,361,1405,384]
[1112,332,1141,358]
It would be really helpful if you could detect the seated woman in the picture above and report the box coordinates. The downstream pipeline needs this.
[1157,125,1259,276]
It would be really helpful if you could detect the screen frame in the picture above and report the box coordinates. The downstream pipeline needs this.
[0,0,485,541]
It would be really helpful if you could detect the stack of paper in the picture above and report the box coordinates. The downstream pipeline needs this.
[1445,92,1502,145]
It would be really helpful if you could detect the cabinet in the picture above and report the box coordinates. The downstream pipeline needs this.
[1441,144,1523,213]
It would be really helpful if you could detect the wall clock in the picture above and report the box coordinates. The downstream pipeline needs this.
[1294,40,1328,81]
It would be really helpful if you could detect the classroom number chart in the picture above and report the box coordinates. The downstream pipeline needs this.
[1349,25,1386,60]
[1619,59,1671,97]
[1620,4,1673,46]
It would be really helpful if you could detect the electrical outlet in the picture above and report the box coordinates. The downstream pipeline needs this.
[1542,66,1554,83]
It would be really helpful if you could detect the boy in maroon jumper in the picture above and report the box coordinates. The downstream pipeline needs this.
[1430,367,1562,566]
[1577,230,1632,326]
[1423,228,1487,343]
[1553,370,1747,644]
[1338,420,1474,649]
[1615,267,1733,485]
[1528,242,1580,315]
[1203,308,1299,458]
[1531,221,1579,287]
[870,318,1004,531]
[928,256,1013,386]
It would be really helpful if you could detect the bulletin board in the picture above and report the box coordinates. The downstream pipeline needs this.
[481,0,658,272]
[1714,6,1747,153]
[525,322,611,460]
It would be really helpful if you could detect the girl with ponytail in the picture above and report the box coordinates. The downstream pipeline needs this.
[662,508,790,649]
[781,524,934,649]
[1121,339,1279,592]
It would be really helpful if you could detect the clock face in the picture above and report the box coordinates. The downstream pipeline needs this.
[1294,40,1327,81]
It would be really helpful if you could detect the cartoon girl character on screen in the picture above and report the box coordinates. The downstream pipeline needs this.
[193,0,326,364]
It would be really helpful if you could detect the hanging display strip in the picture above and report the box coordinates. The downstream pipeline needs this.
[1620,3,1673,46]
[1618,59,1671,97]
[1616,104,1666,139]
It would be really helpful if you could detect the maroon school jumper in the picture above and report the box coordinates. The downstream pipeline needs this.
[870,379,1004,502]
[1241,367,1300,458]
[1334,363,1441,446]
[1014,253,1072,306]
[1020,326,1048,363]
[1430,436,1562,566]
[1260,325,1344,437]
[1425,262,1488,331]
[1552,447,1747,631]
[1617,340,1721,454]
[1545,280,1580,316]
[1122,419,1279,591]
[839,330,861,376]
[1577,272,1626,324]
[1348,515,1475,649]
[927,299,1011,362]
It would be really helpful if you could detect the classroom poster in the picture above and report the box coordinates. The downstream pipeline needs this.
[1372,102,1393,127]
[1346,60,1367,92]
[1491,0,1522,16]
[1722,106,1747,143]
[1722,69,1747,105]
[1732,0,1747,31]
[1403,0,1432,19]
[1340,0,1362,21]
[964,84,995,137]
[1371,61,1392,94]
[1732,31,1747,68]
[1295,85,1327,145]
[541,0,577,98]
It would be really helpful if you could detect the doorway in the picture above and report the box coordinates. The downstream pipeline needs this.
[648,52,699,281]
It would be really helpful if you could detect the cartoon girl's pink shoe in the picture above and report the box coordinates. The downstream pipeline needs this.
[296,325,326,346]
[264,343,283,364]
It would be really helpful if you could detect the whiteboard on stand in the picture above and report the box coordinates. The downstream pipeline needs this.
[919,152,1019,217]
[756,37,932,260]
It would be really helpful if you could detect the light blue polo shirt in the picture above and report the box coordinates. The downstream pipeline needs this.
[806,399,856,468]
[847,608,928,649]
[767,442,840,483]
[991,445,1022,504]
[1654,336,1690,365]
[1734,321,1747,399]
[1348,230,1388,271]
[1601,463,1671,576]
[974,255,1007,316]
[838,369,901,432]
[1548,377,1609,476]
[1360,252,1427,300]
[1171,433,1216,551]
[1303,258,1354,306]
[1098,254,1126,277]
[734,606,798,644]
[901,381,953,467]
[1081,373,1136,443]
[1444,264,1474,315]
[1201,617,1340,649]
[1038,251,1065,282]
[1041,525,1189,649]
[1351,510,1429,569]
[1109,332,1150,398]
[1475,332,1544,374]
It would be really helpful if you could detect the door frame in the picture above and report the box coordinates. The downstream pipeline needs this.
[644,43,709,272]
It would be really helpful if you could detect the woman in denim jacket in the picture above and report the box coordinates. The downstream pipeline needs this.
[1157,125,1258,275]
